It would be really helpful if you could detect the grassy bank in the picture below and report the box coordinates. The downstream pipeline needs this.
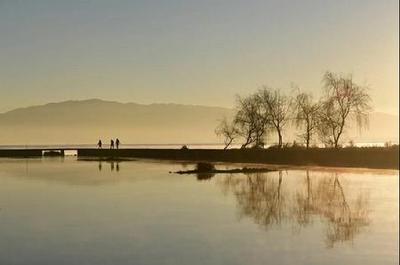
[78,146,399,169]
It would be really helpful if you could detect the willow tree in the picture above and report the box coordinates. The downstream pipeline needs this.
[318,72,372,148]
[293,92,320,148]
[234,94,268,148]
[215,117,238,150]
[257,87,291,148]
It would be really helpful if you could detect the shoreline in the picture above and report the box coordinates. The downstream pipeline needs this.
[1,146,398,170]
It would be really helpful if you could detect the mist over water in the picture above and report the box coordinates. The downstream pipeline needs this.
[0,158,397,265]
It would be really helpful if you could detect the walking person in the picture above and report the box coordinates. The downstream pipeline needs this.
[110,139,115,149]
[97,139,102,149]
[116,138,120,149]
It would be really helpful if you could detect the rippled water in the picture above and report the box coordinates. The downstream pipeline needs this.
[0,158,398,265]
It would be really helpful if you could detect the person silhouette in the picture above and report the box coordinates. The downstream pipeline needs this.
[116,138,120,149]
[110,139,115,149]
[97,139,102,149]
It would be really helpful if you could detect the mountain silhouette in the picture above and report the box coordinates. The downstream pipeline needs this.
[0,99,397,145]
[0,99,232,145]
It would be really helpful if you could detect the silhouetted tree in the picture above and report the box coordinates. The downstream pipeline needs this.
[217,71,373,148]
[257,87,291,148]
[293,92,321,148]
[215,117,238,149]
[318,72,372,148]
[234,94,268,148]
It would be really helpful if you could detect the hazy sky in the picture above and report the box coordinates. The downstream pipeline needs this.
[0,0,398,114]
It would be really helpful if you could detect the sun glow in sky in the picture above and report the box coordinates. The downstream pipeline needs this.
[0,0,398,114]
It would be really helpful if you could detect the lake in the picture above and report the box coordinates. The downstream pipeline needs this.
[0,158,398,265]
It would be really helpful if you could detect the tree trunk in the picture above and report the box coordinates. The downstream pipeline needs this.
[224,138,233,150]
[242,132,252,148]
[278,130,283,148]
[334,118,346,148]
[334,133,340,148]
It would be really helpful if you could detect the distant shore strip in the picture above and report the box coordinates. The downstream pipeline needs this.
[0,146,398,170]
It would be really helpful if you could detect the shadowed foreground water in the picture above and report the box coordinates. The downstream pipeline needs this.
[0,158,398,265]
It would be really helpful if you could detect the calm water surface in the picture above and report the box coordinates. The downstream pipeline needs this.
[0,158,398,265]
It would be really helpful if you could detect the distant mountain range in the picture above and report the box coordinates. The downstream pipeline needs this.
[0,99,398,145]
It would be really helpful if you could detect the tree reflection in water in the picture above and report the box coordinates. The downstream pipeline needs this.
[313,173,369,248]
[219,171,286,228]
[217,170,370,248]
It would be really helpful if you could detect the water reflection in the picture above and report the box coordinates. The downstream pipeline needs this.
[97,161,120,172]
[219,171,285,227]
[196,172,215,181]
[217,170,370,248]
[0,159,397,264]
